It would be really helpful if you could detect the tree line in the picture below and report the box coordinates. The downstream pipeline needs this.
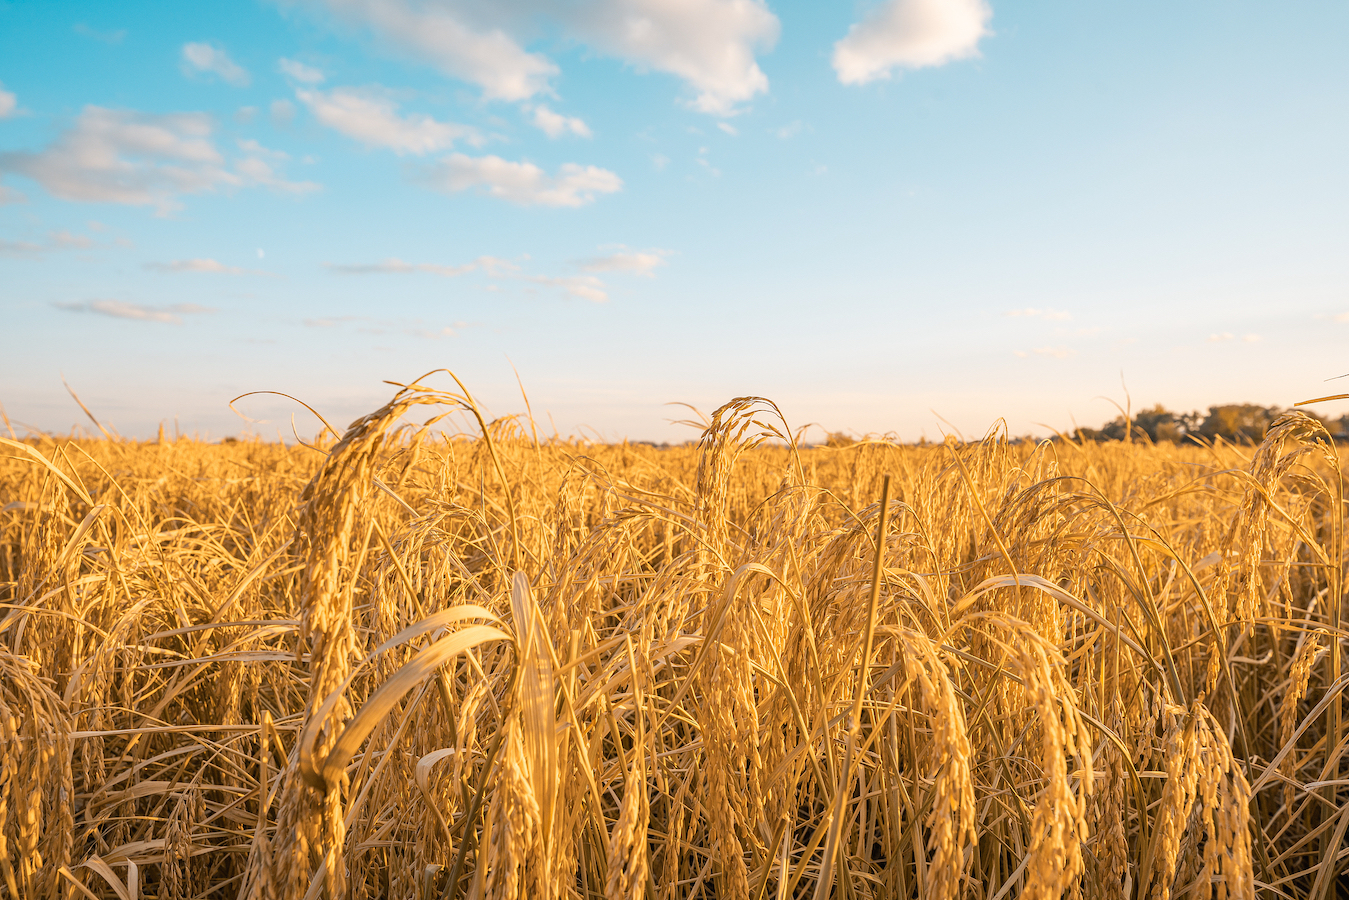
[1074,404,1349,444]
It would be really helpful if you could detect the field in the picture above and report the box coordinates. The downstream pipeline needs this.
[2,378,1347,899]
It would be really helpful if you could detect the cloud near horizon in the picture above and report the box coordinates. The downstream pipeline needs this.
[144,258,269,275]
[834,0,991,85]
[526,273,608,303]
[325,256,478,276]
[1014,346,1075,359]
[1,229,99,257]
[55,300,216,324]
[419,154,622,207]
[581,247,669,277]
[1004,307,1070,321]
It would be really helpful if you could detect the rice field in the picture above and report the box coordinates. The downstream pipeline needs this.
[2,376,1347,899]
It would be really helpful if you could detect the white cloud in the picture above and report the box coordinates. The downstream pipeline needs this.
[55,300,215,323]
[529,105,592,139]
[717,122,737,136]
[774,120,802,139]
[0,86,16,119]
[182,42,252,87]
[833,0,991,85]
[1005,307,1071,321]
[1208,332,1234,342]
[1242,333,1261,343]
[421,153,622,207]
[1013,346,1075,359]
[74,24,127,44]
[298,0,557,101]
[0,239,43,258]
[279,58,326,84]
[144,258,268,274]
[49,230,94,249]
[1,229,99,256]
[581,247,669,277]
[565,0,778,115]
[271,99,297,126]
[1334,312,1349,324]
[294,0,778,115]
[526,274,608,303]
[0,107,318,213]
[651,153,670,171]
[326,257,476,276]
[297,87,475,154]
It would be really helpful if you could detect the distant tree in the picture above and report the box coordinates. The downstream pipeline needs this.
[1197,405,1280,443]
[1074,405,1197,443]
[1072,403,1344,444]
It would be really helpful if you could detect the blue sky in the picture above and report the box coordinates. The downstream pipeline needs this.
[2,0,1347,441]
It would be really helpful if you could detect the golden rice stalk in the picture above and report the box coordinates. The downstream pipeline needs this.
[0,649,72,900]
[484,716,544,900]
[1150,701,1203,900]
[1280,629,1325,812]
[888,628,977,900]
[605,752,649,900]
[960,612,1095,900]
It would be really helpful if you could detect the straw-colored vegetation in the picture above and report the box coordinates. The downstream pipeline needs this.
[2,375,1347,899]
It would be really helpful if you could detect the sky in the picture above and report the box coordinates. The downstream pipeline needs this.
[2,0,1348,443]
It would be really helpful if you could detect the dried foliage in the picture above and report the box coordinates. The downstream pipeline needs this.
[1,377,1347,899]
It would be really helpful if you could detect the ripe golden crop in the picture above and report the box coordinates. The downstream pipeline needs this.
[1,378,1345,899]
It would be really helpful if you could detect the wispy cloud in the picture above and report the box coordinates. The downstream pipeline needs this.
[325,257,477,276]
[297,87,477,155]
[304,313,465,339]
[1,229,99,257]
[144,258,270,275]
[525,274,608,303]
[271,99,296,127]
[74,24,127,44]
[834,0,991,85]
[420,154,622,207]
[0,85,16,119]
[325,250,630,303]
[1013,346,1076,359]
[49,230,94,249]
[774,120,803,139]
[717,122,738,136]
[0,108,318,213]
[55,300,215,324]
[1005,307,1071,321]
[0,239,43,258]
[278,58,325,84]
[295,0,778,115]
[695,147,721,177]
[528,104,592,139]
[580,247,670,277]
[181,42,251,87]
